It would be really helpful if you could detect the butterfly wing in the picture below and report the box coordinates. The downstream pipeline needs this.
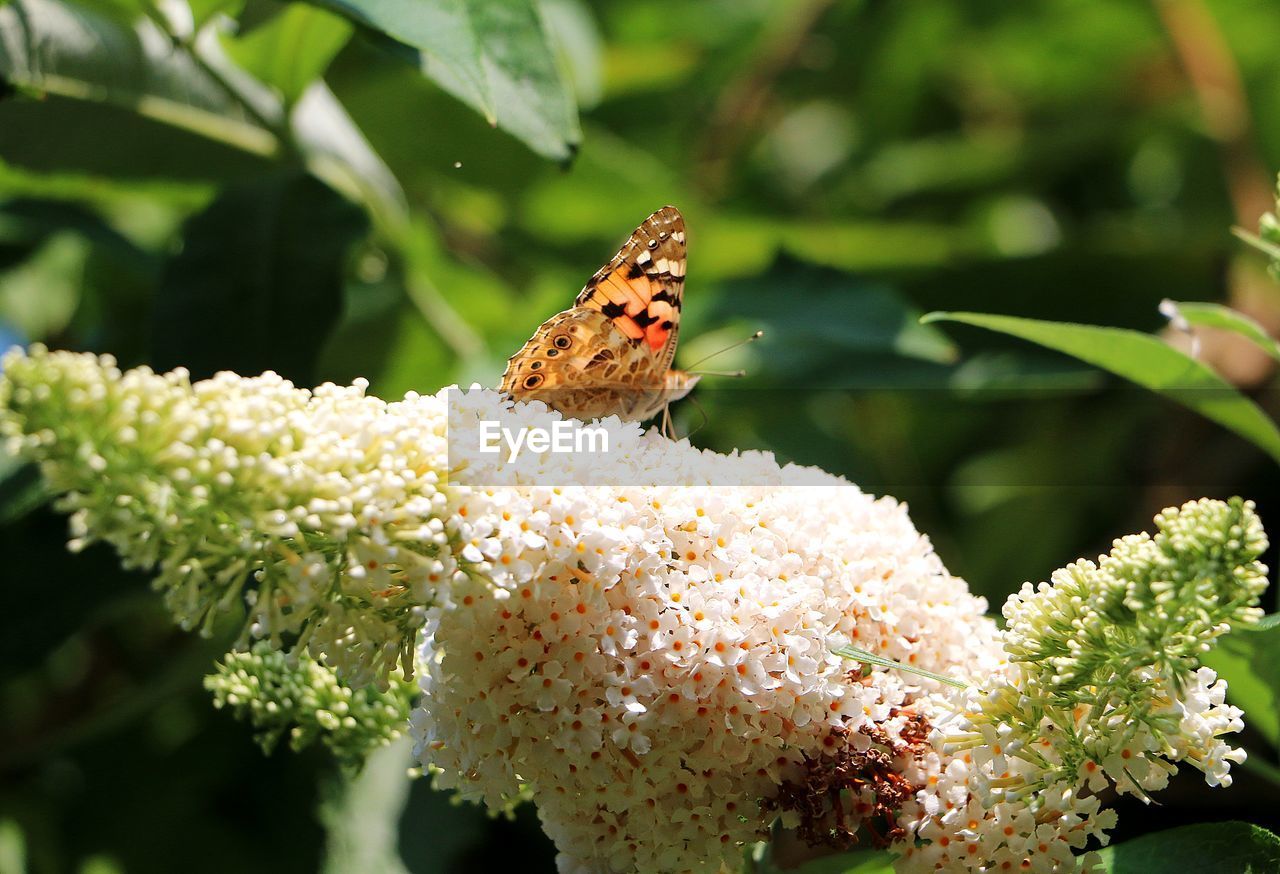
[500,307,657,420]
[501,206,691,422]
[575,205,685,374]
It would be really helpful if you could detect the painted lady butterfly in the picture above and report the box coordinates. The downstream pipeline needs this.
[500,206,699,425]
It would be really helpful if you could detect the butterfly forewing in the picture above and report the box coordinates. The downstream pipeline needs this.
[575,205,686,372]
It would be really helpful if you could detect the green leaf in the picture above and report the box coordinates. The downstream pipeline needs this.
[0,443,48,525]
[922,312,1280,464]
[791,850,896,874]
[290,82,406,226]
[0,198,152,268]
[1241,750,1280,790]
[0,819,25,874]
[1163,300,1280,364]
[0,95,274,183]
[70,0,152,25]
[1203,623,1280,747]
[152,173,368,384]
[0,0,400,211]
[223,3,354,104]
[540,0,603,109]
[188,0,246,30]
[459,0,581,161]
[1250,613,1280,632]
[688,258,957,388]
[307,0,491,116]
[0,232,87,340]
[1096,822,1280,873]
[0,157,214,205]
[303,0,580,160]
[0,0,282,157]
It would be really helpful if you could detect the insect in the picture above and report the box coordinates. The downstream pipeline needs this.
[500,206,700,431]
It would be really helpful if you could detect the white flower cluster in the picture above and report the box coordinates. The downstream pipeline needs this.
[418,392,1003,872]
[0,345,461,687]
[902,498,1266,873]
[900,686,1121,872]
[1,348,1264,874]
[0,348,1002,870]
[898,665,1246,873]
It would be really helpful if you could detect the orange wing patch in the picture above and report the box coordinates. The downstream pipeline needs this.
[576,206,686,366]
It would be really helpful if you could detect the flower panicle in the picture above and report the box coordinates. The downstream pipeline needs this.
[204,643,418,771]
[1253,174,1280,278]
[0,345,466,687]
[1002,497,1266,695]
[900,500,1266,872]
[963,498,1263,804]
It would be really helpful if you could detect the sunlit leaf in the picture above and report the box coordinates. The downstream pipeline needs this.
[1096,822,1280,873]
[223,3,353,104]
[291,82,406,224]
[540,0,603,109]
[152,173,368,384]
[71,0,151,24]
[1203,623,1280,747]
[302,0,579,160]
[601,43,698,97]
[188,0,245,30]
[0,0,281,156]
[0,157,213,207]
[1234,227,1280,265]
[922,312,1280,464]
[307,0,490,115]
[947,352,1103,395]
[0,0,398,213]
[1163,300,1280,364]
[0,819,24,874]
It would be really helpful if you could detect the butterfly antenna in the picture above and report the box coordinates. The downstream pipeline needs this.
[683,330,763,373]
[688,369,746,378]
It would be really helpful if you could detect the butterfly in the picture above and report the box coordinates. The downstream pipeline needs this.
[501,206,700,427]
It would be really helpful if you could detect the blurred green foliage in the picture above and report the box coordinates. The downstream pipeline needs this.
[3,0,1280,871]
